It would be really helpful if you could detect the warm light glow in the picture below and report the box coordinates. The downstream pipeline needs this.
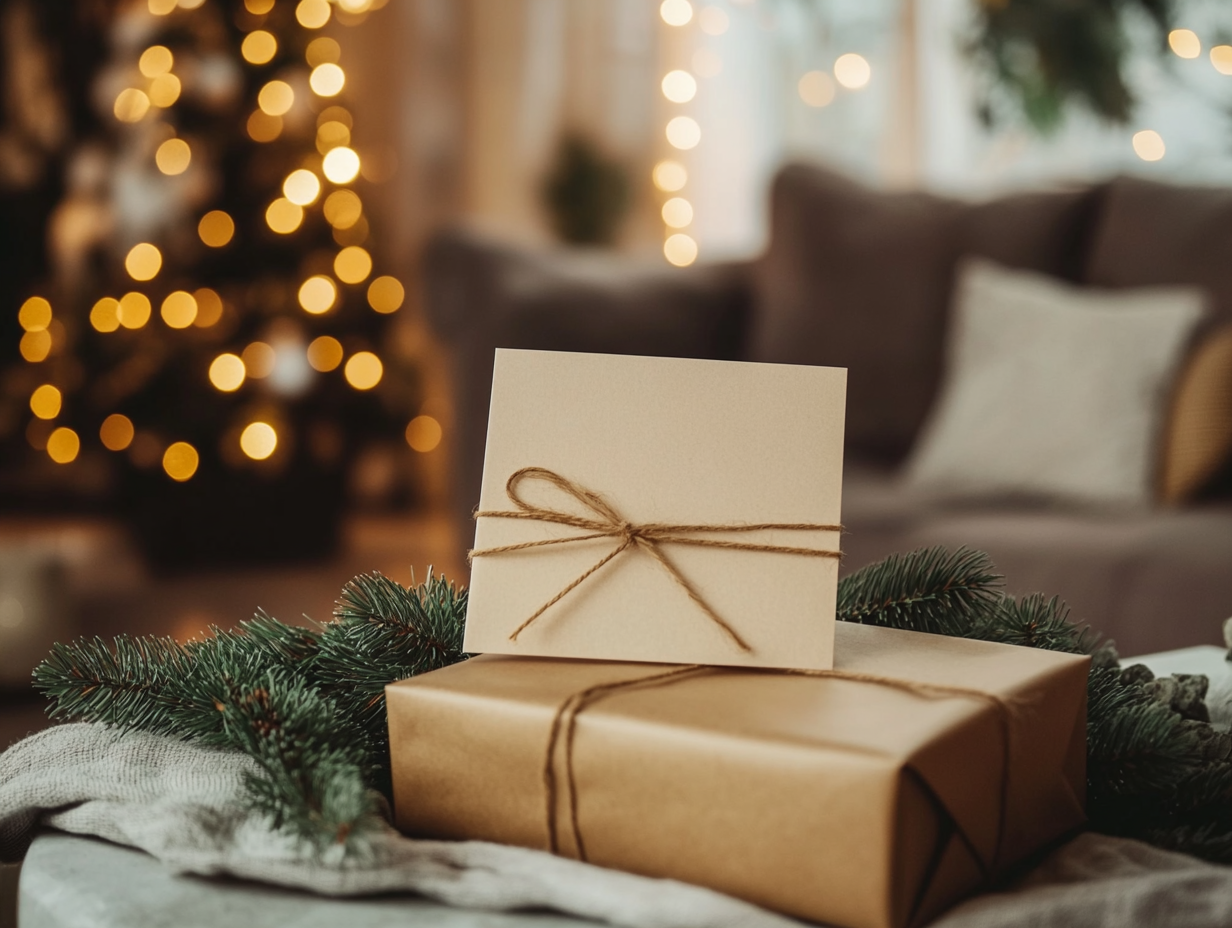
[661,70,697,103]
[148,73,181,108]
[266,198,304,234]
[1169,28,1201,59]
[661,197,693,228]
[666,116,701,150]
[367,276,404,313]
[160,291,198,329]
[18,296,51,331]
[149,0,177,14]
[46,427,80,465]
[799,70,837,107]
[1133,129,1166,162]
[198,210,235,247]
[125,243,162,281]
[334,246,372,284]
[316,120,351,154]
[344,351,383,390]
[242,341,276,378]
[323,189,362,228]
[322,147,361,183]
[834,53,871,90]
[652,160,687,192]
[307,335,344,371]
[209,353,246,392]
[1212,45,1232,75]
[30,384,62,420]
[20,330,51,362]
[139,46,174,78]
[178,0,206,9]
[337,0,373,12]
[245,0,275,12]
[306,37,342,67]
[194,288,224,327]
[90,297,120,333]
[247,110,283,142]
[296,0,331,29]
[318,105,353,129]
[118,292,153,329]
[298,276,337,314]
[240,422,278,460]
[162,441,199,482]
[155,138,191,175]
[100,414,135,452]
[242,31,278,65]
[660,0,693,26]
[258,80,295,116]
[333,217,368,247]
[664,233,698,267]
[283,169,321,205]
[310,63,346,97]
[699,5,729,35]
[405,415,442,453]
[114,89,150,123]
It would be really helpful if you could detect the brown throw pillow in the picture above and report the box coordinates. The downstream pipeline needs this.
[1159,325,1232,504]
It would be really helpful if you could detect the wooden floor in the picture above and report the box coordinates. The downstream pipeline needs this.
[0,511,467,751]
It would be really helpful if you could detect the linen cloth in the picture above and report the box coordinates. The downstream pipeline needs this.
[3,722,1232,928]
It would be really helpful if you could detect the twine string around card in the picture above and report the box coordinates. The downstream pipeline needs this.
[468,467,843,651]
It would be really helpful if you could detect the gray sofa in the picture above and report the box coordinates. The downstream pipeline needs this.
[422,163,1232,656]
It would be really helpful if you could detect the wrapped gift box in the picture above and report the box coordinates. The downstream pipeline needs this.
[387,622,1089,928]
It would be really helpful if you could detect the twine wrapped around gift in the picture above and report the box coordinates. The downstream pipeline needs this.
[469,467,843,651]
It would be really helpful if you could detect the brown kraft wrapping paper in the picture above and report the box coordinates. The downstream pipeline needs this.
[386,622,1090,928]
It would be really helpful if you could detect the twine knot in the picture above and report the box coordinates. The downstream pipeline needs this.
[469,467,842,652]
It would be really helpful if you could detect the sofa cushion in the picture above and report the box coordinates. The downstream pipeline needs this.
[750,163,1101,461]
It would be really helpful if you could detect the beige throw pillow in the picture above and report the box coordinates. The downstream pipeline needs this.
[905,259,1206,506]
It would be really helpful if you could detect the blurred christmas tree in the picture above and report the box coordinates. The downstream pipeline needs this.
[0,0,423,568]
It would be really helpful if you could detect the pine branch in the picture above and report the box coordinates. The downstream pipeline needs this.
[973,593,1097,654]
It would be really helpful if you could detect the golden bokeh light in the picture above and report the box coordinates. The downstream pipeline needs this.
[316,120,351,154]
[240,421,278,460]
[661,70,697,104]
[209,353,246,392]
[258,80,295,116]
[322,146,360,183]
[1212,45,1232,75]
[699,5,729,35]
[148,73,182,108]
[100,414,135,452]
[46,427,80,465]
[405,415,442,453]
[161,290,198,329]
[247,110,283,142]
[114,89,150,123]
[664,232,698,267]
[194,288,224,327]
[307,335,344,371]
[333,215,368,246]
[266,197,304,234]
[30,384,62,420]
[338,0,374,12]
[90,297,121,333]
[310,63,346,97]
[162,441,199,482]
[18,296,51,331]
[661,197,693,228]
[155,138,191,175]
[652,160,687,192]
[1133,129,1166,162]
[179,0,206,9]
[318,105,353,129]
[245,0,275,12]
[344,351,383,390]
[139,46,174,78]
[834,53,872,90]
[367,276,404,313]
[660,0,693,26]
[283,169,321,205]
[323,189,362,228]
[1169,28,1201,59]
[118,292,153,329]
[334,245,372,284]
[665,116,701,150]
[149,0,177,14]
[306,37,342,67]
[198,210,235,247]
[798,70,836,107]
[241,30,278,65]
[20,330,52,362]
[241,341,276,378]
[296,0,331,29]
[298,275,337,314]
[125,242,162,281]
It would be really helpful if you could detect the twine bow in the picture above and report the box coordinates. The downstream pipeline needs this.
[469,467,842,651]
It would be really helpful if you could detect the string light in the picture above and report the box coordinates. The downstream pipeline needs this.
[666,116,701,149]
[161,291,198,328]
[323,189,362,228]
[367,276,404,313]
[90,297,121,332]
[248,110,283,142]
[405,415,442,452]
[149,0,177,15]
[661,70,697,103]
[661,197,693,228]
[798,70,837,107]
[322,147,361,183]
[664,233,698,267]
[148,73,182,108]
[209,353,246,392]
[1133,129,1166,162]
[245,0,275,12]
[258,80,295,116]
[306,37,342,67]
[155,138,191,175]
[20,330,51,362]
[296,0,331,29]
[162,441,199,482]
[310,63,346,97]
[241,31,278,65]
[125,243,162,281]
[139,46,174,77]
[283,169,322,205]
[266,198,304,234]
[334,245,372,283]
[240,422,278,460]
[834,53,872,90]
[344,351,383,389]
[660,0,693,26]
[18,296,51,331]
[46,427,80,465]
[114,89,150,123]
[198,210,235,247]
[241,341,276,378]
[193,288,224,327]
[307,335,344,371]
[1169,28,1201,59]
[30,384,62,420]
[317,120,351,154]
[1212,45,1232,75]
[118,292,153,329]
[298,276,337,314]
[100,414,135,452]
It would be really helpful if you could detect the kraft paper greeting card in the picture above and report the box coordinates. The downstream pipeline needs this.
[463,349,846,670]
